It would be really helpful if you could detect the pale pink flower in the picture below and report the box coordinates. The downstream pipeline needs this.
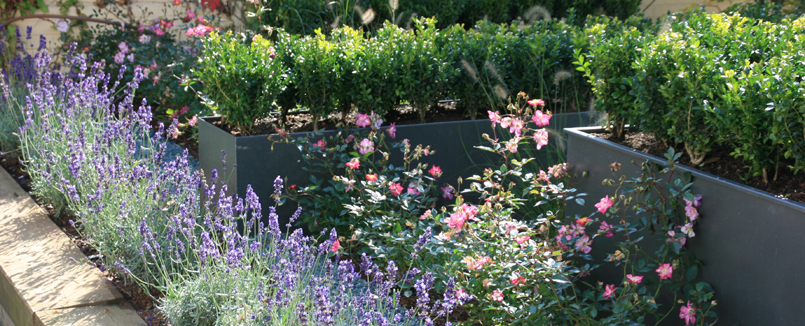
[355,113,371,128]
[55,20,69,33]
[533,129,548,150]
[139,34,151,44]
[387,122,396,138]
[509,118,524,136]
[490,290,504,302]
[531,110,551,127]
[345,134,356,143]
[667,230,687,246]
[488,111,501,127]
[188,115,198,127]
[429,165,442,178]
[170,128,180,139]
[681,222,695,238]
[126,53,135,63]
[500,117,512,129]
[510,274,526,285]
[407,183,421,195]
[679,301,696,325]
[527,99,545,107]
[448,212,466,229]
[685,204,699,221]
[693,195,703,207]
[186,28,196,37]
[656,263,673,280]
[197,16,206,24]
[595,195,613,215]
[626,274,643,284]
[370,111,383,130]
[599,221,614,237]
[389,182,403,196]
[505,137,519,153]
[114,52,125,64]
[603,284,616,299]
[574,235,592,254]
[186,9,196,20]
[118,42,129,54]
[345,158,360,169]
[357,138,374,155]
[441,185,454,199]
[515,235,530,245]
[154,27,165,36]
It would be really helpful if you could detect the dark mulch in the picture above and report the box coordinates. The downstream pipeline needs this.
[212,101,469,136]
[591,131,805,204]
[0,154,168,326]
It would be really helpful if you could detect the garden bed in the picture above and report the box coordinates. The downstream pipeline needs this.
[565,126,805,326]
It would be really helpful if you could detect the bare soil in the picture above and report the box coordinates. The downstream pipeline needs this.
[591,131,805,204]
[212,102,468,136]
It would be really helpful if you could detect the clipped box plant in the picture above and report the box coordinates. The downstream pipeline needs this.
[194,31,288,134]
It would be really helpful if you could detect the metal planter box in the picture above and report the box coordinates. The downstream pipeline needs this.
[199,112,599,226]
[565,126,805,326]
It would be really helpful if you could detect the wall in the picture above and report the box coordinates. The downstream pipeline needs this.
[640,0,752,18]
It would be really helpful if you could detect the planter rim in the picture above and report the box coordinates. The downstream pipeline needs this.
[202,112,595,140]
[564,126,805,212]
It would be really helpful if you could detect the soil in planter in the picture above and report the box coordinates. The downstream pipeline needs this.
[591,131,805,204]
[213,101,471,136]
[0,154,168,326]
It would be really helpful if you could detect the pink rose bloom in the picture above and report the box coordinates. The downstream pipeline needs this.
[188,115,198,127]
[679,301,696,325]
[118,42,129,54]
[366,174,378,181]
[197,16,206,24]
[574,235,592,254]
[667,230,687,246]
[173,0,181,5]
[114,52,125,64]
[407,183,421,196]
[500,117,512,129]
[509,118,524,136]
[685,204,699,221]
[448,211,466,229]
[186,28,196,37]
[387,122,396,138]
[331,239,340,252]
[656,263,673,280]
[171,128,180,139]
[389,182,403,196]
[357,138,374,155]
[626,274,643,284]
[155,27,165,36]
[599,221,614,238]
[345,134,356,143]
[186,9,196,20]
[603,284,616,299]
[533,129,549,150]
[681,222,695,238]
[488,110,501,127]
[505,137,519,153]
[515,235,530,245]
[595,195,613,215]
[490,289,504,302]
[510,274,526,285]
[527,99,545,107]
[429,165,442,178]
[532,110,551,127]
[313,139,325,148]
[441,185,453,199]
[345,158,360,169]
[355,113,371,128]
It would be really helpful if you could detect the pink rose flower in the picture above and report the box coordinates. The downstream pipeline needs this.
[429,165,442,178]
[389,182,403,196]
[441,185,453,199]
[679,301,696,325]
[366,174,378,181]
[626,274,643,284]
[574,235,592,254]
[357,138,374,155]
[515,235,530,245]
[331,239,340,252]
[488,110,501,127]
[345,158,360,169]
[490,289,504,302]
[595,195,613,215]
[527,99,545,107]
[387,122,396,138]
[533,129,548,150]
[355,113,371,128]
[531,110,551,127]
[603,284,616,299]
[656,263,673,280]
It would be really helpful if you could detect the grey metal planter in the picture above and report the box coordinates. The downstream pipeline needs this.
[199,112,599,227]
[565,126,805,326]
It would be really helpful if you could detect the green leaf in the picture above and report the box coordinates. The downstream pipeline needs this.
[687,265,698,281]
[37,0,49,13]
